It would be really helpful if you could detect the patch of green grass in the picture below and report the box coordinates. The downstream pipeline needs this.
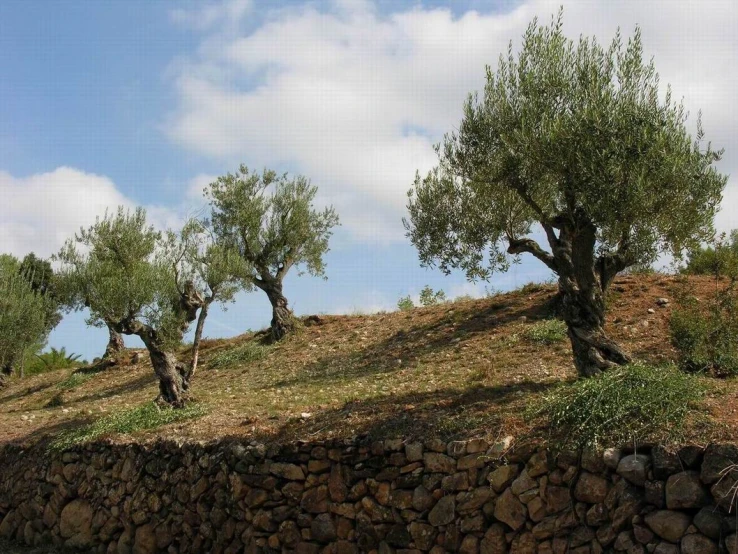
[58,371,94,391]
[50,402,207,451]
[523,319,568,345]
[208,341,269,369]
[532,363,705,449]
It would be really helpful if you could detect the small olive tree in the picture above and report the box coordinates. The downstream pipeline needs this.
[0,255,50,386]
[163,219,249,380]
[56,208,188,405]
[206,165,339,340]
[57,208,246,405]
[405,13,727,377]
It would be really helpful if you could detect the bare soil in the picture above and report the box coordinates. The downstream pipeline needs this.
[1,274,736,447]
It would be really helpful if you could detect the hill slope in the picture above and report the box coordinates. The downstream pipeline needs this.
[1,274,736,446]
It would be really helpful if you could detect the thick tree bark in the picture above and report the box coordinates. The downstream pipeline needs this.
[558,279,631,376]
[264,283,294,341]
[555,214,631,376]
[103,325,125,359]
[116,320,188,407]
[509,208,631,377]
[147,345,187,407]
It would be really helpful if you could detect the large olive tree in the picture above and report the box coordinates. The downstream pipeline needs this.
[206,166,339,340]
[405,14,727,377]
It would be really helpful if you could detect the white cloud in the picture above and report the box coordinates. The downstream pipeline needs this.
[0,167,182,259]
[164,0,738,242]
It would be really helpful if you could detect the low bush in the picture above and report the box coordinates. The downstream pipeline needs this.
[397,296,414,311]
[51,402,207,450]
[670,287,738,376]
[523,319,568,344]
[419,285,446,307]
[533,363,704,449]
[208,341,268,369]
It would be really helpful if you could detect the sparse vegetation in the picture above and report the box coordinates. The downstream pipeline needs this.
[397,295,414,311]
[419,285,446,307]
[523,319,567,345]
[57,371,95,391]
[670,232,738,377]
[208,342,269,369]
[50,402,207,451]
[534,363,704,449]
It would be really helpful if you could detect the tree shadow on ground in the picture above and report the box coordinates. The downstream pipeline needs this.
[63,373,156,406]
[269,289,560,389]
[3,414,96,448]
[0,381,58,407]
[243,379,561,444]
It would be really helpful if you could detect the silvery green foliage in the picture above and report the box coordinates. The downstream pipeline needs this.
[162,219,251,309]
[206,166,339,284]
[55,207,183,348]
[0,255,50,373]
[405,11,727,282]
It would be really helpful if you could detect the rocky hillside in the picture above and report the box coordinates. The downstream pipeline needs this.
[0,274,736,447]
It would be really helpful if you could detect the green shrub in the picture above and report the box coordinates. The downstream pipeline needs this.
[25,347,85,376]
[682,230,738,276]
[208,342,268,369]
[419,285,446,307]
[533,363,703,449]
[51,402,207,450]
[523,319,568,344]
[397,296,414,311]
[670,288,738,376]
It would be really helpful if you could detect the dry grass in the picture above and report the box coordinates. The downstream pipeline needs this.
[1,274,737,447]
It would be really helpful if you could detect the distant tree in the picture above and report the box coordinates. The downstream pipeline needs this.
[0,256,50,386]
[405,12,727,377]
[56,208,245,406]
[206,165,339,340]
[683,230,738,276]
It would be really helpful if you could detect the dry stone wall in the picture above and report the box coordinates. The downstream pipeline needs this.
[1,438,738,553]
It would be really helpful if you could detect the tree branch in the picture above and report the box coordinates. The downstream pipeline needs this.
[507,237,558,272]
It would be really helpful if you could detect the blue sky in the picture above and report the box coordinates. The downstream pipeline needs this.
[1,0,736,360]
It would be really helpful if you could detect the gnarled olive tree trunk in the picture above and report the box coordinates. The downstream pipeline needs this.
[553,216,631,376]
[136,328,188,407]
[103,325,125,359]
[264,282,295,341]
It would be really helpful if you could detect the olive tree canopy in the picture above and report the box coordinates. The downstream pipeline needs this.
[56,208,247,405]
[405,13,727,377]
[206,165,339,340]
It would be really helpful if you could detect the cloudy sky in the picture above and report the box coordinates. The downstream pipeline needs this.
[1,0,736,360]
